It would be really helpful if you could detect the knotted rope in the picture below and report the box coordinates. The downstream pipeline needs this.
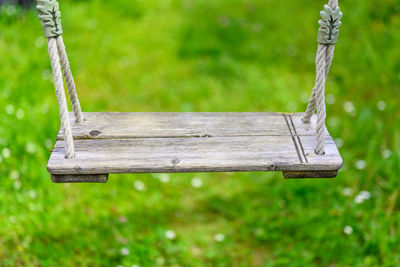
[303,0,342,155]
[37,0,84,158]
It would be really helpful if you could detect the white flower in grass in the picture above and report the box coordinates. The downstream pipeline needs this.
[191,246,202,256]
[156,257,165,265]
[354,194,364,204]
[214,233,225,242]
[326,94,336,105]
[354,190,371,204]
[134,180,146,191]
[120,247,130,256]
[355,160,366,170]
[377,100,386,111]
[343,225,353,235]
[343,101,356,116]
[9,216,16,223]
[191,177,203,188]
[28,190,37,199]
[342,187,353,196]
[13,180,21,190]
[165,230,176,240]
[2,148,11,158]
[6,5,16,16]
[359,191,371,200]
[382,149,392,159]
[26,142,37,154]
[16,109,24,120]
[158,173,170,183]
[10,170,19,180]
[5,104,14,115]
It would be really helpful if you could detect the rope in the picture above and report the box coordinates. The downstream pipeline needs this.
[37,0,84,159]
[302,45,335,123]
[47,38,75,159]
[56,35,84,123]
[303,0,342,155]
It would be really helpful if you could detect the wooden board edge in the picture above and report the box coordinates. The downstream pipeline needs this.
[282,170,338,179]
[51,174,109,183]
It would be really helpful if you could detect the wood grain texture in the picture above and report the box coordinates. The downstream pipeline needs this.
[48,112,343,179]
[57,112,320,140]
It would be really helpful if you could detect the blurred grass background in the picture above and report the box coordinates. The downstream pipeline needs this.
[0,0,399,266]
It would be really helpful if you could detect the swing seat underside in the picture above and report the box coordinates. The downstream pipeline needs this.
[48,112,343,183]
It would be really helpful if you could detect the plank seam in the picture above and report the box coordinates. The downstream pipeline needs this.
[57,134,317,141]
[283,114,304,163]
[289,115,309,163]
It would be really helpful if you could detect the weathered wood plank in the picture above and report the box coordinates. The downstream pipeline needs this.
[48,136,342,174]
[58,112,318,140]
[48,112,343,178]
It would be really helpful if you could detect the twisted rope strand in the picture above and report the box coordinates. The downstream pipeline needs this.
[303,0,340,155]
[47,38,75,159]
[315,44,327,155]
[56,35,84,123]
[302,45,335,122]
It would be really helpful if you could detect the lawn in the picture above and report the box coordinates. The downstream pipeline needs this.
[0,0,399,266]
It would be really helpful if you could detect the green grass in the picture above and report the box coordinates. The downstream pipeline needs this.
[0,0,399,266]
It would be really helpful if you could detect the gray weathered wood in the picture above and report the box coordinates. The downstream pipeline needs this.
[58,112,323,140]
[48,112,343,181]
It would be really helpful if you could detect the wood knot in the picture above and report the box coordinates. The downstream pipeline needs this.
[171,158,180,166]
[89,130,101,137]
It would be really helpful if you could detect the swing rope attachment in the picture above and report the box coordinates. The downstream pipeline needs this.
[303,0,342,155]
[317,4,343,45]
[37,0,342,159]
[37,0,83,159]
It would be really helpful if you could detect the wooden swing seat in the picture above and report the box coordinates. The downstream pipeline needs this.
[48,112,342,183]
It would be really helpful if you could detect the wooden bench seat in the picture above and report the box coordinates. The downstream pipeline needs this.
[47,112,343,183]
